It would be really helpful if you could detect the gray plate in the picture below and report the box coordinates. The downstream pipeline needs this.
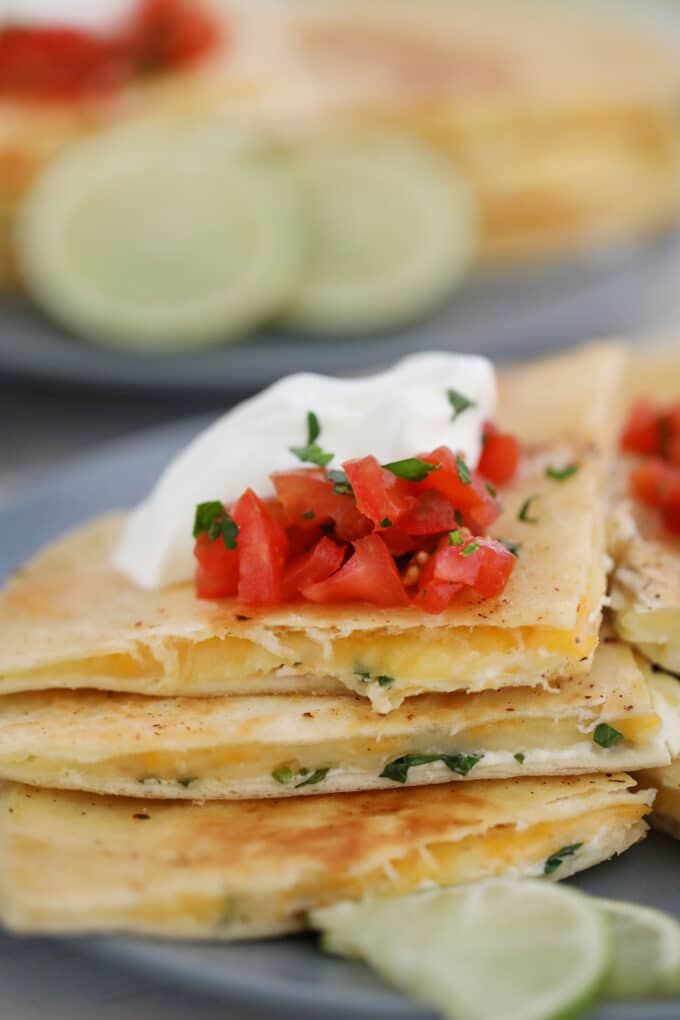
[1,235,680,394]
[1,416,679,1020]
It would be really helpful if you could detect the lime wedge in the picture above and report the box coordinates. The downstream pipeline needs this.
[599,899,680,999]
[314,879,609,1020]
[281,133,477,333]
[15,122,305,350]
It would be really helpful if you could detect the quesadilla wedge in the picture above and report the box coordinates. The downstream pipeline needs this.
[0,641,672,800]
[609,345,680,672]
[0,345,624,711]
[0,774,652,940]
[638,758,680,842]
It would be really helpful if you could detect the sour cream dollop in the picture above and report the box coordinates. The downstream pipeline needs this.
[113,352,497,590]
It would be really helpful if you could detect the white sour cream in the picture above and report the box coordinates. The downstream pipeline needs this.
[3,0,138,33]
[113,352,497,590]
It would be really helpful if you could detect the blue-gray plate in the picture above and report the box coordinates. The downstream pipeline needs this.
[0,416,678,1020]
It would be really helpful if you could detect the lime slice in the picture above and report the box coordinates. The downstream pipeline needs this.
[15,122,305,351]
[282,133,478,333]
[599,899,680,999]
[314,879,609,1020]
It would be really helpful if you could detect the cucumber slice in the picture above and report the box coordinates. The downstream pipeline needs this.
[599,899,680,999]
[314,879,609,1020]
[281,133,478,333]
[15,121,305,351]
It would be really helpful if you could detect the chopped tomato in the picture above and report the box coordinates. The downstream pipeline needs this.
[629,459,680,508]
[281,537,346,601]
[126,0,220,74]
[411,551,462,614]
[380,525,419,556]
[413,534,514,610]
[397,489,459,535]
[621,400,663,457]
[194,531,238,599]
[343,456,417,528]
[0,27,128,100]
[420,446,500,529]
[232,488,288,605]
[478,423,520,486]
[272,468,371,542]
[302,534,409,607]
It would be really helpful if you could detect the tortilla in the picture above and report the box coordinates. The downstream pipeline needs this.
[0,774,652,939]
[0,345,625,710]
[638,757,680,841]
[609,345,680,672]
[0,641,672,800]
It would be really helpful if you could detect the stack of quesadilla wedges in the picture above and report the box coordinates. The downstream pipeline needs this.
[0,343,673,941]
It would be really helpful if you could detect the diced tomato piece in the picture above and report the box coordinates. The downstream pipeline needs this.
[411,551,462,614]
[282,537,346,602]
[271,468,371,542]
[469,540,516,597]
[343,456,417,528]
[193,531,238,599]
[478,423,520,486]
[621,400,663,456]
[413,534,515,610]
[232,488,288,605]
[301,534,409,607]
[419,446,500,528]
[397,489,459,535]
[662,503,680,536]
[0,26,128,100]
[430,540,482,587]
[126,0,220,73]
[629,460,680,508]
[380,526,419,556]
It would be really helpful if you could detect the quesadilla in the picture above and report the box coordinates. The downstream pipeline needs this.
[0,641,672,800]
[0,345,624,711]
[0,774,652,939]
[609,345,680,672]
[638,757,680,841]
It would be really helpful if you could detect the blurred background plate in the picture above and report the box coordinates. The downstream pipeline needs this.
[2,233,680,394]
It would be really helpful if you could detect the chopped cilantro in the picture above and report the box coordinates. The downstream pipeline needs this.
[593,723,624,748]
[290,410,334,467]
[447,388,476,421]
[295,767,330,788]
[327,469,353,496]
[272,766,293,784]
[461,541,479,558]
[513,753,525,764]
[518,495,539,523]
[544,843,583,875]
[380,752,483,784]
[501,539,521,557]
[355,668,395,688]
[486,482,497,497]
[456,454,471,485]
[383,457,440,482]
[377,675,395,688]
[546,464,579,482]
[448,529,464,546]
[302,509,315,519]
[192,502,239,549]
[380,517,393,528]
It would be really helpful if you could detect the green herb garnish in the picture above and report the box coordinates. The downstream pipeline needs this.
[380,752,483,784]
[272,766,293,784]
[383,457,440,482]
[193,501,239,549]
[355,669,395,689]
[447,389,476,422]
[448,529,464,546]
[461,541,479,557]
[377,675,395,688]
[501,540,521,557]
[327,469,353,496]
[302,509,315,520]
[486,482,497,497]
[514,753,525,764]
[380,517,392,528]
[456,455,471,485]
[544,843,583,875]
[593,723,625,748]
[295,767,330,788]
[290,411,334,467]
[546,464,579,482]
[518,495,539,523]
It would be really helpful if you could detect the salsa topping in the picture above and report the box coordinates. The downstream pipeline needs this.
[620,398,680,536]
[0,0,220,102]
[193,413,519,612]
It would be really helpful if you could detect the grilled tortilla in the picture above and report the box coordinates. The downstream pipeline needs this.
[0,345,624,710]
[638,757,680,842]
[609,345,680,672]
[0,641,672,800]
[0,774,652,940]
